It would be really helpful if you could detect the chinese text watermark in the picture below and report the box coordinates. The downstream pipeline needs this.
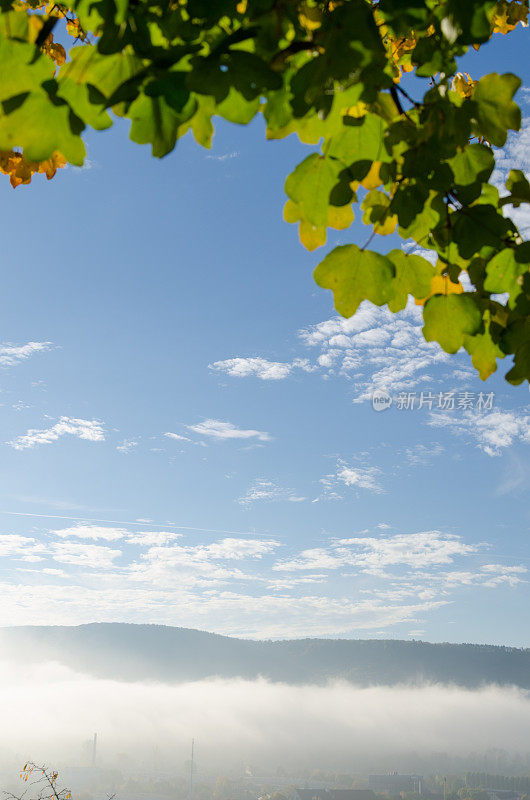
[371,389,495,412]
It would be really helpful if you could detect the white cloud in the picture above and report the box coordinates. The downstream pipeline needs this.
[9,417,105,450]
[127,537,280,589]
[429,409,530,456]
[209,301,461,403]
[126,531,181,546]
[266,574,327,590]
[480,563,527,588]
[299,302,454,401]
[298,304,386,348]
[441,563,527,590]
[209,357,312,381]
[117,439,138,453]
[0,341,52,367]
[321,460,384,495]
[51,541,122,569]
[0,578,448,637]
[186,419,271,442]
[338,531,481,572]
[404,442,445,465]
[274,547,344,572]
[200,538,279,560]
[0,523,522,637]
[275,531,480,574]
[206,150,239,161]
[208,288,494,405]
[52,525,126,541]
[336,464,384,493]
[238,479,306,505]
[0,534,45,561]
[52,525,185,548]
[165,432,191,442]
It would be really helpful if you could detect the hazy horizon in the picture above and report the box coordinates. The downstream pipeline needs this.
[3,619,530,647]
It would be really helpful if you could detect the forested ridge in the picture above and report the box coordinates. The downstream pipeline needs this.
[2,623,529,688]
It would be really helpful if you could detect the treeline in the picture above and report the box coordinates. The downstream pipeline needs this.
[466,775,530,793]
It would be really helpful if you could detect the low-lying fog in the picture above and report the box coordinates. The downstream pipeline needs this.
[1,659,530,775]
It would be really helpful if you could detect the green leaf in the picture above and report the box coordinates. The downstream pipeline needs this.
[484,245,530,306]
[0,38,54,102]
[285,155,338,227]
[451,204,513,258]
[423,294,482,353]
[126,91,195,157]
[326,113,389,165]
[503,318,530,384]
[412,36,447,77]
[464,324,504,380]
[178,94,214,148]
[188,51,280,103]
[264,82,364,144]
[440,0,497,45]
[0,85,85,164]
[361,190,397,235]
[57,46,145,131]
[472,73,521,146]
[216,88,260,124]
[284,154,344,250]
[378,0,431,35]
[314,244,394,317]
[386,250,435,312]
[503,169,530,207]
[398,191,445,244]
[0,10,36,43]
[449,143,494,186]
[393,183,430,229]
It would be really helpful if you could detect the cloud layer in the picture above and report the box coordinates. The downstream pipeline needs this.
[0,525,525,637]
[1,661,530,771]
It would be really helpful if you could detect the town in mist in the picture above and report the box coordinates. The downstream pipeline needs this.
[1,626,530,800]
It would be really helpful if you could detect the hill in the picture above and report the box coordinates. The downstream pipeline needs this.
[1,623,529,688]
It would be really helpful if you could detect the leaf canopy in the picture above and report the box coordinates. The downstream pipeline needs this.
[0,0,530,385]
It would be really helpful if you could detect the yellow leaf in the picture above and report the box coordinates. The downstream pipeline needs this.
[343,101,368,118]
[492,0,528,33]
[45,1,62,15]
[298,2,323,31]
[0,149,66,187]
[42,35,66,65]
[360,161,383,190]
[299,220,326,250]
[66,17,87,40]
[327,204,353,230]
[283,199,301,224]
[452,72,477,98]
[374,213,398,235]
[415,274,464,305]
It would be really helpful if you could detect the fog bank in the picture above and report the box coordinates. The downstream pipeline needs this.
[1,659,530,772]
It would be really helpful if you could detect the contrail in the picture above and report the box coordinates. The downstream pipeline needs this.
[0,510,267,537]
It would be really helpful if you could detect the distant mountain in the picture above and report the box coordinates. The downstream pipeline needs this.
[1,623,529,689]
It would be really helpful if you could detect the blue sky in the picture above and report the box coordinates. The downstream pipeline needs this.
[0,28,529,644]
